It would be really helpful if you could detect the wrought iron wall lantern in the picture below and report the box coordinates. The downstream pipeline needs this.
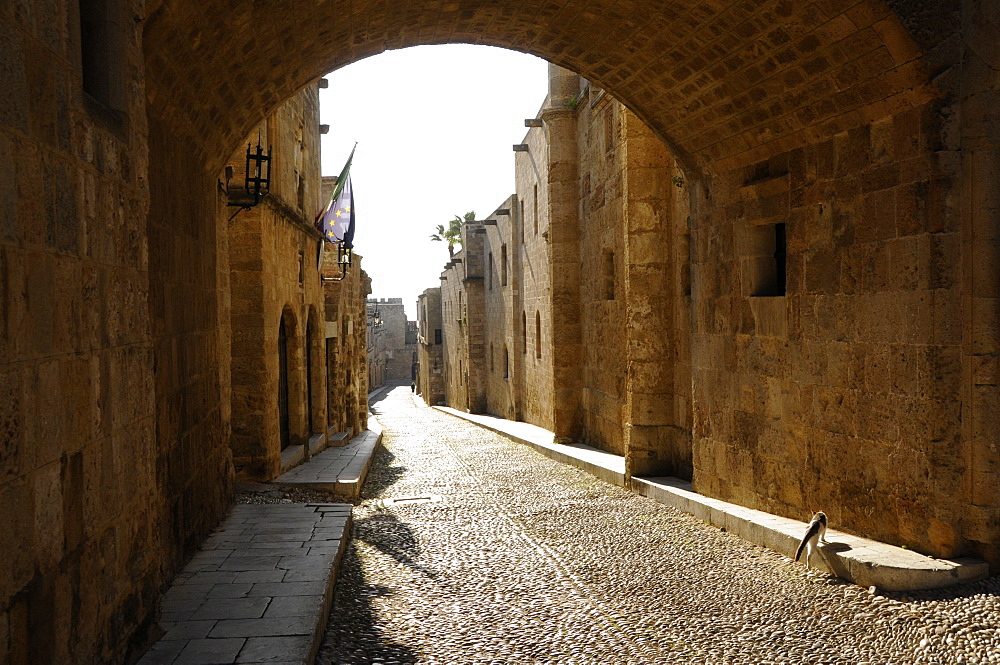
[227,135,272,220]
[322,243,353,282]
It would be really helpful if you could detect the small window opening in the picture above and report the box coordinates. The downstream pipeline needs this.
[488,252,493,290]
[522,311,527,354]
[535,311,542,359]
[434,329,442,345]
[602,250,615,300]
[751,222,787,297]
[519,200,525,244]
[79,0,125,112]
[503,346,509,380]
[604,108,615,154]
[533,185,538,235]
[501,244,508,286]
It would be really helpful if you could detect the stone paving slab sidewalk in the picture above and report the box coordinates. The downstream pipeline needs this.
[138,503,351,665]
[139,416,385,665]
[270,419,383,497]
[435,405,989,592]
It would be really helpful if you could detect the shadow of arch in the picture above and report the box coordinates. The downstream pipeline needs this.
[320,542,421,663]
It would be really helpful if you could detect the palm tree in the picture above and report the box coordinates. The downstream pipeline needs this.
[430,211,475,257]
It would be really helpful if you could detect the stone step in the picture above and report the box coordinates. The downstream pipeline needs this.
[271,419,383,498]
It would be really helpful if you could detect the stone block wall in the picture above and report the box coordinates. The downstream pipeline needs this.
[225,84,327,480]
[366,300,387,391]
[483,200,519,420]
[416,288,445,405]
[439,222,488,412]
[321,252,370,437]
[372,298,415,383]
[0,1,229,661]
[515,108,556,430]
[688,93,968,556]
[575,85,628,456]
[620,106,693,479]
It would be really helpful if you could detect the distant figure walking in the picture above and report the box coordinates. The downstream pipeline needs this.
[410,381,416,393]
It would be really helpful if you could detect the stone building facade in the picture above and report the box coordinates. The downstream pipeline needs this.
[416,287,445,405]
[366,299,388,390]
[371,297,417,384]
[223,89,370,481]
[3,2,1000,662]
[321,253,370,439]
[430,58,994,571]
[223,84,328,479]
[320,176,371,438]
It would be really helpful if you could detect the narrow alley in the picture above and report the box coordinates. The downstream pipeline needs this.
[316,388,1000,664]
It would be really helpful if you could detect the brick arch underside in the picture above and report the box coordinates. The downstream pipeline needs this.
[142,0,1000,562]
[143,0,948,176]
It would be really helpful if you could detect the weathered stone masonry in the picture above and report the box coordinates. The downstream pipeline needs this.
[2,1,1000,662]
[434,31,1000,573]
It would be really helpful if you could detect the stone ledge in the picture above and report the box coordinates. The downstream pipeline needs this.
[632,477,989,592]
[279,443,306,474]
[271,419,383,498]
[307,432,327,457]
[325,428,352,448]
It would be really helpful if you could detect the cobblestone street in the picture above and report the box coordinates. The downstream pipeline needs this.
[317,388,1000,665]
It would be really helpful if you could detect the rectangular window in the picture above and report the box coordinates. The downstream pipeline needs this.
[501,244,508,287]
[533,185,538,235]
[602,250,615,300]
[434,329,442,345]
[488,252,493,290]
[604,108,615,155]
[520,200,525,244]
[535,311,542,359]
[749,222,787,297]
[79,0,125,112]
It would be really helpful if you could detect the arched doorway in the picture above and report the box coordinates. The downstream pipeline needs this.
[278,314,291,451]
[305,315,314,436]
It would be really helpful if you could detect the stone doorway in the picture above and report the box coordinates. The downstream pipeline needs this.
[278,316,291,451]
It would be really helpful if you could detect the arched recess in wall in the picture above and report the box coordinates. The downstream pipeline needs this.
[306,305,323,436]
[277,306,299,451]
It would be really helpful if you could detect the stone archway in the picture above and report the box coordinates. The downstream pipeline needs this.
[139,0,998,560]
[4,1,999,662]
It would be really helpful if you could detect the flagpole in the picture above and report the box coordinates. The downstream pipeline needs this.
[329,142,357,203]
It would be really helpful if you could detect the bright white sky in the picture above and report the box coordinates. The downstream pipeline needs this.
[319,45,549,320]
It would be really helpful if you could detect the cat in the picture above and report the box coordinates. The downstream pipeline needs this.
[795,511,828,570]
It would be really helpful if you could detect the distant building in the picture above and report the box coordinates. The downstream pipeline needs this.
[416,288,445,405]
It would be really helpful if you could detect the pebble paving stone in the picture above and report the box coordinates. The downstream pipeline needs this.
[318,387,1000,665]
[138,503,351,665]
